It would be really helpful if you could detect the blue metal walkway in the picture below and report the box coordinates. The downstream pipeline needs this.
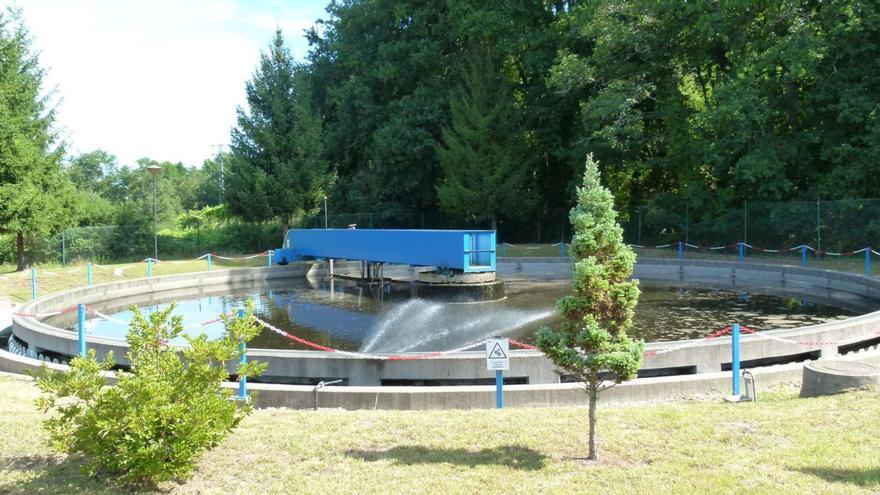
[273,229,496,273]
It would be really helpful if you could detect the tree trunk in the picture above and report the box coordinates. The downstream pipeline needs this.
[281,213,291,244]
[587,380,599,461]
[16,230,25,272]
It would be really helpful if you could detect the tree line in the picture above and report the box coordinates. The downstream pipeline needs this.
[3,2,880,269]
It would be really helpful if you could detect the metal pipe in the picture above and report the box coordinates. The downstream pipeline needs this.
[313,379,344,410]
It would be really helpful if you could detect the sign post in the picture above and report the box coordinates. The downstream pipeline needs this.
[486,338,509,409]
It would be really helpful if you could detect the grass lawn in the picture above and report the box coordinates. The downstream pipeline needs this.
[0,257,266,304]
[0,374,877,494]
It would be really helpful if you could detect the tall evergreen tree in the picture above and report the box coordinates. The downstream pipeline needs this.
[436,48,532,230]
[227,30,332,238]
[537,154,643,461]
[0,8,74,271]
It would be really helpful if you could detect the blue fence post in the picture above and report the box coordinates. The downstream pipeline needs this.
[866,247,871,276]
[268,250,273,267]
[207,253,212,272]
[732,323,741,396]
[237,309,248,400]
[559,242,564,258]
[677,241,683,259]
[77,304,86,357]
[87,262,92,287]
[147,258,153,278]
[31,267,36,300]
[496,369,503,409]
[738,242,744,262]
[801,245,808,268]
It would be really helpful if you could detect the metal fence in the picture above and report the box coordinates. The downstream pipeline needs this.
[7,198,880,266]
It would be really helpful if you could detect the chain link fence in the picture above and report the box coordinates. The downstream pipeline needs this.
[6,198,880,266]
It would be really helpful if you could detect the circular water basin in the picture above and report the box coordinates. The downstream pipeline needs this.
[71,277,867,353]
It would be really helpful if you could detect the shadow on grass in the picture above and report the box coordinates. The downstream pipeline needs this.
[798,466,880,487]
[2,454,159,494]
[346,445,548,471]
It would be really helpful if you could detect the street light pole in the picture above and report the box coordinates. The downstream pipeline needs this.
[324,195,328,229]
[146,165,162,260]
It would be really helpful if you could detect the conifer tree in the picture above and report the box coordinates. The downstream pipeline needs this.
[435,48,532,230]
[0,8,74,271]
[226,30,332,238]
[536,154,643,461]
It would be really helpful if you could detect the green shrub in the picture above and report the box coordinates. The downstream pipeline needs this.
[34,303,267,485]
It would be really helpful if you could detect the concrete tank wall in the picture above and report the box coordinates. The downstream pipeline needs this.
[10,259,880,386]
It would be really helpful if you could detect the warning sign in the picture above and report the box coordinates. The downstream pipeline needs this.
[486,338,510,371]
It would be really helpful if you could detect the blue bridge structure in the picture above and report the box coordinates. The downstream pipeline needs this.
[273,229,496,273]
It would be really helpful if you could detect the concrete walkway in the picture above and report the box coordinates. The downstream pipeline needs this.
[0,296,12,332]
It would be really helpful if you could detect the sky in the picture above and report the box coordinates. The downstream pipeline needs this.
[4,0,329,167]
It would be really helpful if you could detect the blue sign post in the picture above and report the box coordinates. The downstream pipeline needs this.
[866,248,871,276]
[78,304,87,357]
[495,370,503,409]
[237,309,248,401]
[31,267,36,300]
[147,258,153,278]
[486,338,509,409]
[738,242,745,262]
[801,245,808,268]
[677,241,683,260]
[207,253,212,272]
[731,323,741,396]
[87,262,93,286]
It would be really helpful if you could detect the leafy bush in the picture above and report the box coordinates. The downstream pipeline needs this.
[34,303,267,485]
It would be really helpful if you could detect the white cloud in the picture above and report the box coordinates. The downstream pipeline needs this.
[5,0,326,167]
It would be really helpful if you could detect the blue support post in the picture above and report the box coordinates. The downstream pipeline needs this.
[87,262,92,286]
[77,304,86,357]
[147,258,153,278]
[237,309,248,400]
[677,241,683,259]
[738,242,745,262]
[731,323,741,396]
[801,245,808,268]
[207,253,212,272]
[268,250,273,267]
[31,267,36,300]
[866,247,871,276]
[495,370,503,409]
[559,241,564,258]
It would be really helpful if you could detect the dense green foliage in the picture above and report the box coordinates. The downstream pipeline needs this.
[227,30,333,237]
[307,0,880,242]
[5,1,880,263]
[34,305,267,485]
[436,48,532,229]
[537,155,643,461]
[0,8,75,270]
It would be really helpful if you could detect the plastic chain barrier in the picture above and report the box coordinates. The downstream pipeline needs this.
[12,305,78,318]
[627,242,880,260]
[642,325,755,358]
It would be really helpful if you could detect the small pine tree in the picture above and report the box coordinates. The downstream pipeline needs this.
[436,47,532,230]
[536,154,643,461]
[227,29,333,238]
